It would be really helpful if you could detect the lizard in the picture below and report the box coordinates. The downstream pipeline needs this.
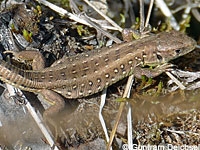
[0,30,196,131]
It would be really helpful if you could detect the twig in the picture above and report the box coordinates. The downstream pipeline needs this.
[82,0,122,32]
[186,0,200,22]
[145,0,154,28]
[165,72,186,90]
[35,0,119,31]
[127,87,133,150]
[169,69,200,90]
[155,0,180,30]
[139,0,145,32]
[99,88,112,150]
[192,8,200,22]
[69,0,121,43]
[173,3,200,12]
[107,75,134,150]
[80,14,122,43]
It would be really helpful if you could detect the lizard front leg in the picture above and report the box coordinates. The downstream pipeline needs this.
[11,49,65,138]
[134,63,174,79]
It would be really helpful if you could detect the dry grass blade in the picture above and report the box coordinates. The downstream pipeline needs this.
[166,72,186,90]
[107,75,134,150]
[82,0,122,32]
[155,0,180,30]
[145,0,154,28]
[99,88,112,149]
[35,0,119,30]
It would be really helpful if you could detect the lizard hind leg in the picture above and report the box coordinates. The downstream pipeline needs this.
[40,89,65,139]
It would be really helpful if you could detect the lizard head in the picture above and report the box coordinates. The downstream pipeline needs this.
[142,31,196,66]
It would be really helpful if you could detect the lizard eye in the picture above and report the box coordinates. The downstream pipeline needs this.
[156,54,163,61]
[175,49,181,54]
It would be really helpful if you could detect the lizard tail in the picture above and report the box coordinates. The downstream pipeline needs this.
[0,59,40,92]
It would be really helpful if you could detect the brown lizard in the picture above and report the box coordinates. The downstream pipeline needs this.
[0,30,196,130]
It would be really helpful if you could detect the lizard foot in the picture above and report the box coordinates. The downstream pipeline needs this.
[134,63,174,79]
[41,89,65,139]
